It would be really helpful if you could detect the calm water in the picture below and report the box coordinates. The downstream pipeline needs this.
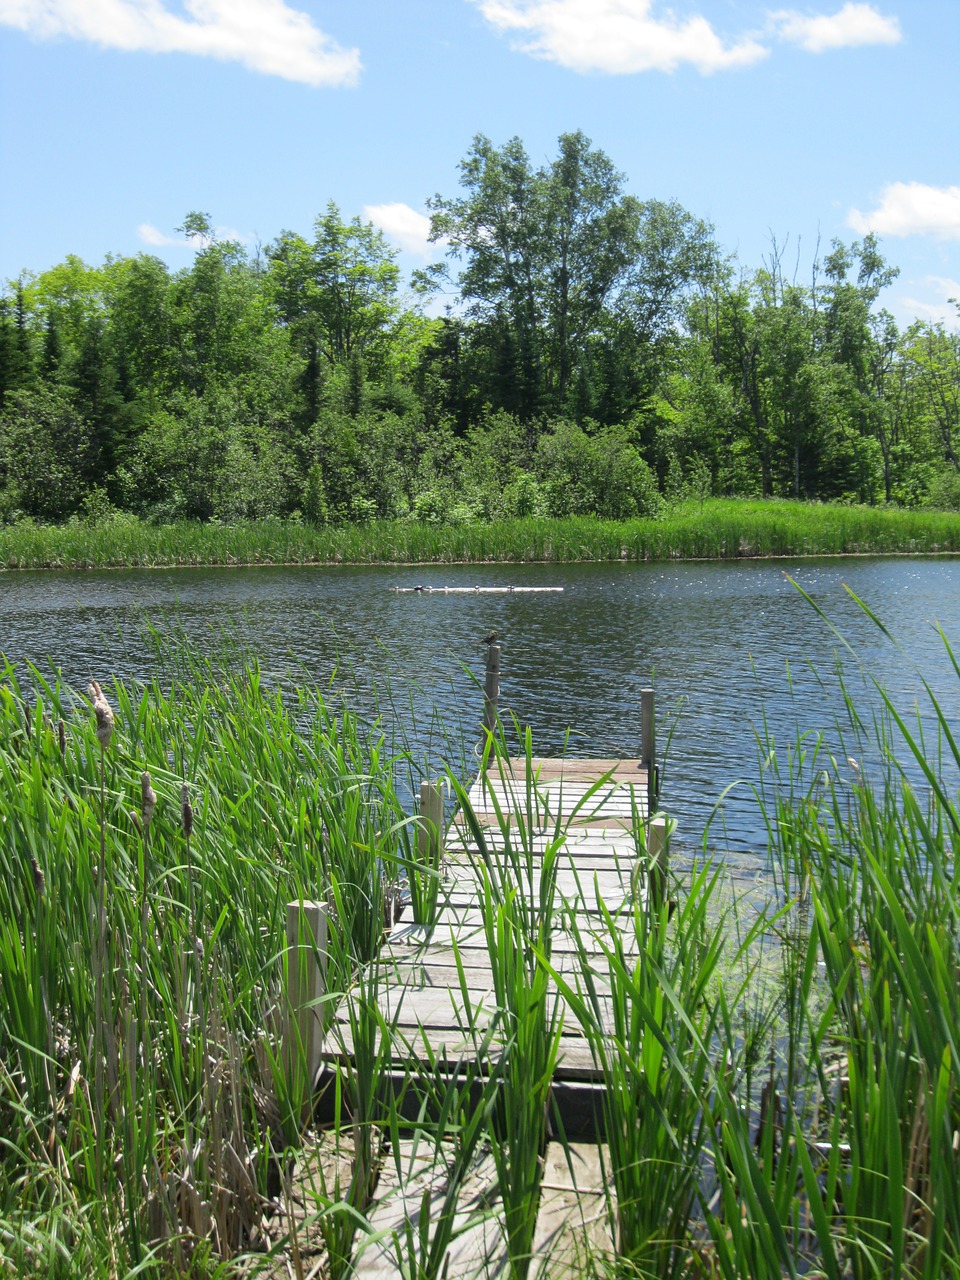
[3,558,959,856]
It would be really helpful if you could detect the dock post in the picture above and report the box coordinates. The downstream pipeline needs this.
[412,779,445,925]
[418,779,445,866]
[648,813,670,911]
[285,900,328,1118]
[641,687,657,819]
[482,643,501,753]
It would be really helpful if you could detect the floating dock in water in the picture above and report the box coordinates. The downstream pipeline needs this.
[391,584,564,593]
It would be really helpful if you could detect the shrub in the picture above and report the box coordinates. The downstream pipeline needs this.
[925,464,960,511]
[535,420,662,519]
[412,488,447,524]
[303,463,329,525]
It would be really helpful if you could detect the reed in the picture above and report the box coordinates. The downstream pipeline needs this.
[0,652,411,1275]
[4,594,960,1279]
[3,501,960,570]
[554,855,761,1277]
[701,603,960,1279]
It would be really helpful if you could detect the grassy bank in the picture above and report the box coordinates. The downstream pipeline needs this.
[3,499,960,570]
[2,624,960,1277]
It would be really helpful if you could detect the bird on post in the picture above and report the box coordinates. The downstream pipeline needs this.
[481,630,499,646]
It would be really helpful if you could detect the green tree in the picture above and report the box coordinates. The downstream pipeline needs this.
[104,254,173,395]
[71,314,123,481]
[427,132,641,418]
[0,386,89,519]
[0,295,19,404]
[908,322,960,475]
[266,204,402,419]
[820,234,900,501]
[168,223,258,393]
[612,199,721,406]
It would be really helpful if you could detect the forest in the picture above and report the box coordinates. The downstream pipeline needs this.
[2,130,959,530]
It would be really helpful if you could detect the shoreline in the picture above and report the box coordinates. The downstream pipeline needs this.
[3,547,960,573]
[3,501,960,572]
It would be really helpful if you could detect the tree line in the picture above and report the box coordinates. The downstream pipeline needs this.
[1,131,958,527]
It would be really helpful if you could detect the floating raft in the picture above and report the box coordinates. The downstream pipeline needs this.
[391,584,564,593]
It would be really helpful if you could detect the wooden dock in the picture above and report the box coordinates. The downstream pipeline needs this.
[285,658,665,1278]
[304,744,666,1278]
[321,754,663,1095]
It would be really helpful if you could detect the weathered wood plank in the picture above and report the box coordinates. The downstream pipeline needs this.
[378,953,616,986]
[530,1142,616,1278]
[326,980,617,1035]
[352,1139,451,1279]
[442,1150,509,1280]
[385,924,641,961]
[482,758,645,780]
[323,1024,601,1080]
[413,910,641,939]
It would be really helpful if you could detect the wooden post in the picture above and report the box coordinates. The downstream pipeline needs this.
[285,900,328,1115]
[641,687,656,819]
[482,643,501,743]
[648,813,669,912]
[418,779,444,866]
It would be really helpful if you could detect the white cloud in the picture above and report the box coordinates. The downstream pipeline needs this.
[900,277,960,329]
[138,221,251,248]
[364,203,439,258]
[473,0,768,75]
[138,223,186,247]
[770,3,901,52]
[211,225,252,245]
[0,0,361,87]
[848,183,960,240]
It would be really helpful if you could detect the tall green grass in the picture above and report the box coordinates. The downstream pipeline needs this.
[4,599,960,1279]
[0,653,413,1275]
[3,500,960,570]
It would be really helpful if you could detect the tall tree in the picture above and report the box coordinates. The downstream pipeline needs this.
[0,386,89,519]
[266,203,401,413]
[909,322,960,472]
[427,132,641,418]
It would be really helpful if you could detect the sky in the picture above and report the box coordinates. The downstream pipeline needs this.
[0,0,958,330]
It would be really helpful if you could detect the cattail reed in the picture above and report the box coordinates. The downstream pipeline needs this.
[58,717,66,756]
[180,782,193,838]
[88,681,114,752]
[137,773,157,1130]
[31,854,45,898]
[89,679,114,1181]
[142,772,157,831]
[180,781,200,1011]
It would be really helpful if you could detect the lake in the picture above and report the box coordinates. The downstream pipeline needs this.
[2,557,958,857]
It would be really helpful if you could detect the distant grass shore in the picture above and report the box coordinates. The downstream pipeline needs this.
[3,499,960,571]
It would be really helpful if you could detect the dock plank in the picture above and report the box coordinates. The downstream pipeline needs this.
[352,1140,516,1280]
[530,1142,616,1278]
[352,1140,451,1280]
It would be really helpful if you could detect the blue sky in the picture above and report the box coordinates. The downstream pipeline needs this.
[1,0,958,329]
